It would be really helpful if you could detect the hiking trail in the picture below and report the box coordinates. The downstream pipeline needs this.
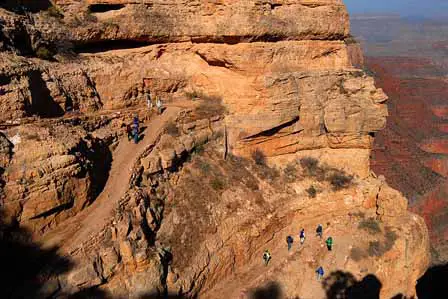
[40,107,181,253]
[201,221,353,299]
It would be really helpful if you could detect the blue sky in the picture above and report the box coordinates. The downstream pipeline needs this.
[344,0,448,17]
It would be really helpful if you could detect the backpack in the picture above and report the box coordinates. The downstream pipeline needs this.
[263,251,271,260]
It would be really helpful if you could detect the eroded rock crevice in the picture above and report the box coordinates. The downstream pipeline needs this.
[73,40,155,54]
[88,4,126,13]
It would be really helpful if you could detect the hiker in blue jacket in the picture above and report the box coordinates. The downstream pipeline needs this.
[316,266,324,281]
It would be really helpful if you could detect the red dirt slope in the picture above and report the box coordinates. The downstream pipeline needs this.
[368,56,448,262]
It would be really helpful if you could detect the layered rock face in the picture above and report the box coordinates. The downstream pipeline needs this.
[0,1,429,299]
[2,0,387,177]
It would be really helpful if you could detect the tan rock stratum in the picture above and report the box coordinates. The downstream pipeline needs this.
[0,1,429,298]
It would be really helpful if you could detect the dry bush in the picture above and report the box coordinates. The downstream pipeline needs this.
[284,163,297,177]
[210,177,225,191]
[358,218,382,234]
[368,241,382,257]
[344,34,358,45]
[256,164,280,182]
[22,131,41,141]
[197,160,211,174]
[251,149,266,166]
[314,167,327,182]
[384,227,398,251]
[350,247,367,262]
[328,171,353,191]
[244,177,259,191]
[165,122,180,137]
[36,46,53,60]
[185,90,201,100]
[300,157,319,175]
[367,228,398,258]
[306,185,317,198]
[192,144,205,155]
[350,211,366,218]
[299,157,353,190]
[284,163,300,182]
[193,93,227,119]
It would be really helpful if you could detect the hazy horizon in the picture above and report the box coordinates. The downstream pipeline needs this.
[344,0,448,18]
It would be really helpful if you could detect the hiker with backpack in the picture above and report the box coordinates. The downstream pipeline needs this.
[132,116,139,144]
[326,237,333,251]
[316,224,323,239]
[286,235,294,251]
[299,228,306,245]
[263,250,271,266]
[316,266,324,281]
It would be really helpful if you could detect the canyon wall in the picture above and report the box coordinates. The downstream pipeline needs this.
[2,0,388,177]
[0,1,430,298]
[351,15,448,263]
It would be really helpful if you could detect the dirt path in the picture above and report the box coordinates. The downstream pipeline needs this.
[201,219,354,299]
[40,107,180,253]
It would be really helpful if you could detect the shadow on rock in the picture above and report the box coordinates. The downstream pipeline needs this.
[139,293,187,299]
[0,211,73,299]
[68,287,110,299]
[0,0,52,14]
[248,281,283,299]
[322,271,382,299]
[68,289,187,299]
[416,263,448,299]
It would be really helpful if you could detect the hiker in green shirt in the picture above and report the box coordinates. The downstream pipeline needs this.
[326,236,333,251]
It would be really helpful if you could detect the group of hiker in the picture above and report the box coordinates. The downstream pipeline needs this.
[146,92,164,115]
[262,224,334,281]
[126,116,140,144]
[124,93,165,144]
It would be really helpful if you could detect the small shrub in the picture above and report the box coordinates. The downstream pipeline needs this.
[358,218,382,234]
[314,167,327,182]
[35,46,53,60]
[257,166,280,182]
[210,178,225,191]
[344,35,358,45]
[194,94,227,118]
[47,5,64,19]
[84,12,98,23]
[306,185,317,198]
[384,227,398,251]
[329,171,353,190]
[198,160,211,174]
[186,90,200,100]
[300,157,319,175]
[227,153,249,166]
[284,163,298,181]
[368,241,382,257]
[23,131,41,141]
[244,178,259,191]
[251,149,266,166]
[165,122,180,137]
[363,67,376,77]
[350,247,366,262]
[350,211,366,218]
[193,144,205,155]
